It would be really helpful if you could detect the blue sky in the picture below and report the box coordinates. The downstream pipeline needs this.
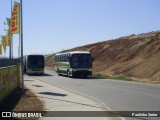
[0,0,160,57]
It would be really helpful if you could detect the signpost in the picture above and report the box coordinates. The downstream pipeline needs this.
[20,0,24,93]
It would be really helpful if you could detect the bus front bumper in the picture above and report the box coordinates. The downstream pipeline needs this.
[26,68,44,74]
[72,69,92,76]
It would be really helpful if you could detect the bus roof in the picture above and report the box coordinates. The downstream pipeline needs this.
[27,53,44,56]
[55,51,90,56]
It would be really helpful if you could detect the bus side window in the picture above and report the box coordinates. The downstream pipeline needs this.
[61,56,62,62]
[62,55,64,62]
[67,54,69,62]
[65,55,68,62]
[64,55,66,62]
[59,56,60,62]
[58,56,60,62]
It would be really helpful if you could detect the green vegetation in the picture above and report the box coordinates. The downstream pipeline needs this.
[93,73,132,81]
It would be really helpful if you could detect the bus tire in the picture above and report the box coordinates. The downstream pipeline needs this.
[67,70,70,78]
[58,69,60,76]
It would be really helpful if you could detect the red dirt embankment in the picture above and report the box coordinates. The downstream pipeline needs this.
[46,31,160,83]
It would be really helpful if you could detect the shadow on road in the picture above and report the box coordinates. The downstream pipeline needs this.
[38,92,67,97]
[32,85,44,87]
[71,76,103,80]
[58,74,101,80]
[25,73,53,77]
[24,79,34,82]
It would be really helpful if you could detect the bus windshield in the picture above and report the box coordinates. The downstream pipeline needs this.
[71,54,92,68]
[28,55,44,68]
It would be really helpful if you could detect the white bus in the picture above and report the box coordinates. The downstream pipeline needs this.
[55,51,93,78]
[24,54,45,75]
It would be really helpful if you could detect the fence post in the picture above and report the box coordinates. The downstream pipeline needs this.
[17,63,20,88]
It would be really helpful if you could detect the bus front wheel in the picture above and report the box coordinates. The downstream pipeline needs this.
[58,69,60,76]
[67,70,71,78]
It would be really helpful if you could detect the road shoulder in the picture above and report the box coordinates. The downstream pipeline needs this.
[24,75,115,120]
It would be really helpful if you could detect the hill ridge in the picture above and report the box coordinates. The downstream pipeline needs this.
[46,30,160,83]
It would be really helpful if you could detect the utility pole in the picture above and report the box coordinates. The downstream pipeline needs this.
[20,0,24,93]
[10,0,13,59]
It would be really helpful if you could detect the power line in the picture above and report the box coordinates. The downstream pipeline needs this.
[0,15,8,25]
[0,5,10,22]
[0,5,10,16]
[0,17,5,21]
[0,10,9,19]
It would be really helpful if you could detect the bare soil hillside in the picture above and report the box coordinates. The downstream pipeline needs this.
[45,54,55,70]
[45,31,160,83]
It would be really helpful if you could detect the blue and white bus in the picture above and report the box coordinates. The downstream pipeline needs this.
[24,54,45,75]
[55,51,93,78]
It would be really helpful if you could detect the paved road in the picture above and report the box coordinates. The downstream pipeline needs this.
[28,70,160,112]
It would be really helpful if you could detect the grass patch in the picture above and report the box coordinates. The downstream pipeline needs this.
[93,73,132,81]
